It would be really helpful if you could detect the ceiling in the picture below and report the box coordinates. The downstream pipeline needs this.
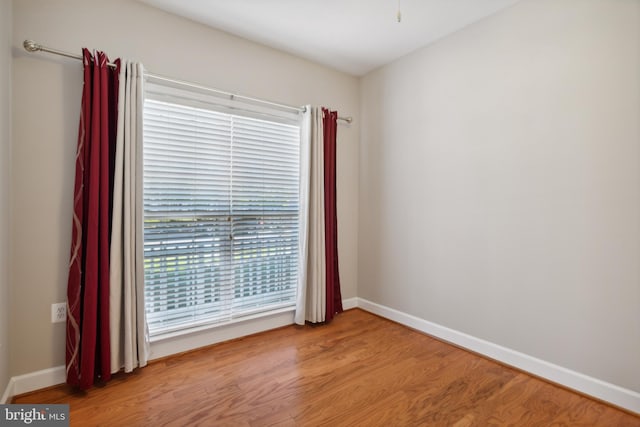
[140,0,521,76]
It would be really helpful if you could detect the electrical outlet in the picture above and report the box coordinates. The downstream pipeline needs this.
[51,302,67,323]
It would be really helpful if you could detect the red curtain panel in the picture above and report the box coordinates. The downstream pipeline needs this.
[66,49,119,389]
[322,108,343,322]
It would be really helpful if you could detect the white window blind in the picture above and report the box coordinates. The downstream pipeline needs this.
[143,89,301,336]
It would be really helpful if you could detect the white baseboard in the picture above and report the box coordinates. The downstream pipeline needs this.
[1,377,14,404]
[356,298,640,415]
[3,366,66,402]
[341,297,358,310]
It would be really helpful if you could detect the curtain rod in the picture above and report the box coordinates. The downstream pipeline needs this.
[22,39,353,124]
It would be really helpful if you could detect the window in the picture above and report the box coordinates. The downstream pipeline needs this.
[143,82,301,336]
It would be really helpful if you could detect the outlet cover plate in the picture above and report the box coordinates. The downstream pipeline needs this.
[51,302,66,323]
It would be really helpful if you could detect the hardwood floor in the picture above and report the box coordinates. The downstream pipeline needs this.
[13,309,640,426]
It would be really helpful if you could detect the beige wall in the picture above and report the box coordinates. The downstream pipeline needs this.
[360,0,640,393]
[0,0,12,396]
[11,0,359,376]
